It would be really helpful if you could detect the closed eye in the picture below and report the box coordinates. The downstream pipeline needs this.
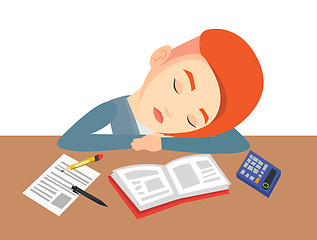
[187,116,196,128]
[173,78,179,94]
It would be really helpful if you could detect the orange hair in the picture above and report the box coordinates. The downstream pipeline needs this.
[166,29,263,138]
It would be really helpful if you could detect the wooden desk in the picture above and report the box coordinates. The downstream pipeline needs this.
[1,136,315,239]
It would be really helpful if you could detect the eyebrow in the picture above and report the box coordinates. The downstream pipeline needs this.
[183,69,196,91]
[199,108,209,124]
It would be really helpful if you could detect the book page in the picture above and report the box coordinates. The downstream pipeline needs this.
[113,165,174,206]
[23,154,100,216]
[166,154,230,195]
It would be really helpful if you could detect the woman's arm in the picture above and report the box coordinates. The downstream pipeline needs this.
[57,101,143,151]
[161,128,250,154]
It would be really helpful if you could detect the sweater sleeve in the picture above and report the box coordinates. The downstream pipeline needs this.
[57,101,143,151]
[161,128,250,154]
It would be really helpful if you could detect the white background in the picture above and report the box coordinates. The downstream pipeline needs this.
[1,0,316,135]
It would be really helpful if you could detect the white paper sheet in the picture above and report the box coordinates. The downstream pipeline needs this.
[23,154,100,216]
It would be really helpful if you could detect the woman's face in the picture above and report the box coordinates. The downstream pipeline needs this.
[137,54,221,134]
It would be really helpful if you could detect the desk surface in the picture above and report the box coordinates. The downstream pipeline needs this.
[1,136,316,239]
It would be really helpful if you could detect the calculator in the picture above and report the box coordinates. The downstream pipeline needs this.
[236,151,281,197]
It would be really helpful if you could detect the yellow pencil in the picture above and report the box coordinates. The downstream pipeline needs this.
[61,154,103,172]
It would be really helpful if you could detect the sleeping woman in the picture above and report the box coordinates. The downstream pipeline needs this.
[57,29,263,154]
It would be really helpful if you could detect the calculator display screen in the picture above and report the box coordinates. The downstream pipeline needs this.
[262,168,277,190]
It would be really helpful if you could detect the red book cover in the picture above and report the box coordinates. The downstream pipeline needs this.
[108,176,229,219]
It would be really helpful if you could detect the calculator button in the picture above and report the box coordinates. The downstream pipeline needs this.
[255,178,260,184]
[258,174,262,178]
[253,157,258,162]
[245,173,250,178]
[243,163,248,168]
[258,160,263,165]
[255,164,261,169]
[247,166,253,171]
[253,169,259,174]
[262,182,270,189]
[250,161,256,166]
[250,155,253,159]
[240,170,245,175]
[261,171,264,175]
[247,158,251,163]
[250,176,255,181]
[263,164,268,171]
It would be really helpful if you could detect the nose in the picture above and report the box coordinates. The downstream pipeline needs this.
[165,107,172,118]
[165,96,187,118]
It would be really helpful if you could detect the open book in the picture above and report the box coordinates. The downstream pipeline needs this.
[109,154,230,216]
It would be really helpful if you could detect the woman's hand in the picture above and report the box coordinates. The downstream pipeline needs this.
[131,133,164,152]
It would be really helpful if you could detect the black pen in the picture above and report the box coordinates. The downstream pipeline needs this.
[72,186,108,207]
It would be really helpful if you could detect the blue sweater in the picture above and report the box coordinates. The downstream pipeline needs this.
[57,96,250,153]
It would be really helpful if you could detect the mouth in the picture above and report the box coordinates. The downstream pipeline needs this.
[153,107,164,124]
